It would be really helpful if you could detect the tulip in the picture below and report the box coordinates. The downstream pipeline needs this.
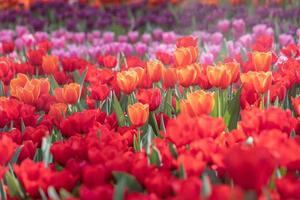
[240,71,272,94]
[207,62,240,89]
[180,90,215,116]
[136,88,162,111]
[174,47,198,67]
[48,103,68,123]
[176,36,198,48]
[42,55,59,74]
[252,51,272,72]
[292,96,300,116]
[128,103,149,127]
[102,55,117,68]
[55,83,81,104]
[10,73,50,105]
[163,67,177,88]
[176,64,198,87]
[116,69,139,94]
[146,60,164,83]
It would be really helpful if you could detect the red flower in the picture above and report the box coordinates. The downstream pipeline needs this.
[210,185,244,200]
[0,166,7,180]
[171,177,202,200]
[14,159,51,197]
[26,48,45,66]
[156,51,172,65]
[80,185,113,200]
[83,164,110,187]
[49,169,78,192]
[103,55,117,68]
[276,174,300,199]
[176,36,198,48]
[136,88,162,111]
[167,114,225,147]
[18,141,36,162]
[89,83,110,101]
[2,41,15,54]
[292,96,300,116]
[0,135,17,165]
[224,146,276,192]
[23,125,50,147]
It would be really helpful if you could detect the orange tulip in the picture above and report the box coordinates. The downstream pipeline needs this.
[174,47,198,67]
[180,90,215,116]
[176,64,198,87]
[240,71,272,94]
[146,60,164,82]
[10,73,50,104]
[207,62,240,89]
[42,55,59,74]
[252,51,272,72]
[116,69,139,94]
[55,83,81,104]
[128,103,149,127]
[48,103,67,122]
[163,67,177,88]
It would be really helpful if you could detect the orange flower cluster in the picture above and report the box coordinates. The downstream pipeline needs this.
[10,74,50,104]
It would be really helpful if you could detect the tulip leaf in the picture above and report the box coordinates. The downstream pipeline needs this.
[9,146,23,164]
[48,186,61,200]
[164,89,173,117]
[201,174,212,198]
[113,171,143,200]
[112,93,126,127]
[141,125,155,155]
[133,132,141,152]
[168,142,178,159]
[5,170,25,198]
[149,112,160,137]
[20,118,26,134]
[49,75,59,92]
[179,163,186,179]
[0,81,4,96]
[41,137,53,167]
[224,89,241,131]
[0,180,7,200]
[149,146,161,167]
[59,188,73,199]
[211,90,219,118]
[39,188,48,200]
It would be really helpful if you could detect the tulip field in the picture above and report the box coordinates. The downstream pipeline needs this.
[0,0,300,199]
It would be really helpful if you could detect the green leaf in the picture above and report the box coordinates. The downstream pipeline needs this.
[133,132,141,152]
[20,118,26,134]
[168,142,178,159]
[141,125,155,155]
[149,146,161,167]
[48,186,61,200]
[49,75,59,94]
[9,146,23,164]
[113,172,143,200]
[41,137,53,167]
[0,81,4,96]
[59,188,73,199]
[0,180,7,200]
[211,90,219,118]
[5,171,24,198]
[179,163,186,179]
[113,177,125,200]
[201,174,212,198]
[112,93,126,127]
[223,89,241,131]
[148,112,160,137]
[39,188,48,200]
[163,89,173,117]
